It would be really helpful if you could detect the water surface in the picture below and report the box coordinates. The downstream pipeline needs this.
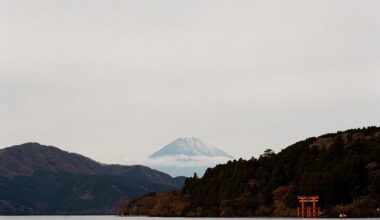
[0,217,372,220]
[0,217,283,220]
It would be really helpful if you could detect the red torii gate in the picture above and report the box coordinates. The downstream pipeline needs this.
[297,196,320,218]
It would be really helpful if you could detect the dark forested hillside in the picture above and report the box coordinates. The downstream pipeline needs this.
[0,143,180,187]
[0,143,184,214]
[0,171,176,214]
[118,126,380,217]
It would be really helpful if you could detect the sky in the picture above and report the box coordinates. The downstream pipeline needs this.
[0,0,379,165]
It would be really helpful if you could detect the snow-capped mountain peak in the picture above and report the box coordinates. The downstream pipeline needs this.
[149,137,233,158]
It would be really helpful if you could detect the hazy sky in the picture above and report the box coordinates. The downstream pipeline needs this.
[0,0,379,164]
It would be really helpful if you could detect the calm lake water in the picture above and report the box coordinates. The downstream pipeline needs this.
[0,217,374,220]
[0,217,283,220]
[0,217,294,219]
[0,217,346,220]
[0,216,310,220]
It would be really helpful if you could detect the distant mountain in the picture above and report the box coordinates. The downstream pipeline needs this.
[150,137,233,158]
[0,143,184,214]
[148,138,233,177]
[119,126,380,217]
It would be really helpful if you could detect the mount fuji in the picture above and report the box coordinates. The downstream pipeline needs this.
[150,137,233,158]
[147,138,233,177]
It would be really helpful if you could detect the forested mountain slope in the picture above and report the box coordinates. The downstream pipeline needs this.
[118,126,380,217]
[0,143,184,214]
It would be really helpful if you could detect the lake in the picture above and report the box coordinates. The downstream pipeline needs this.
[0,217,321,220]
[0,217,282,220]
[0,215,298,220]
[0,217,370,220]
[0,215,370,220]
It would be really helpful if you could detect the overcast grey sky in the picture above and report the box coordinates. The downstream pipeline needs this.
[0,0,379,164]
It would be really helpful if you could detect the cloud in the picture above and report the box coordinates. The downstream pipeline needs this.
[124,155,233,168]
[127,155,234,177]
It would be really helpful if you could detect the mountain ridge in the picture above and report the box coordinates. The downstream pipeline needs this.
[149,137,233,158]
[0,142,184,214]
[0,142,180,187]
[148,137,233,177]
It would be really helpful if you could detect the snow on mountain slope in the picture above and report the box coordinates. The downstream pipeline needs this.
[149,137,233,158]
[147,138,233,177]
